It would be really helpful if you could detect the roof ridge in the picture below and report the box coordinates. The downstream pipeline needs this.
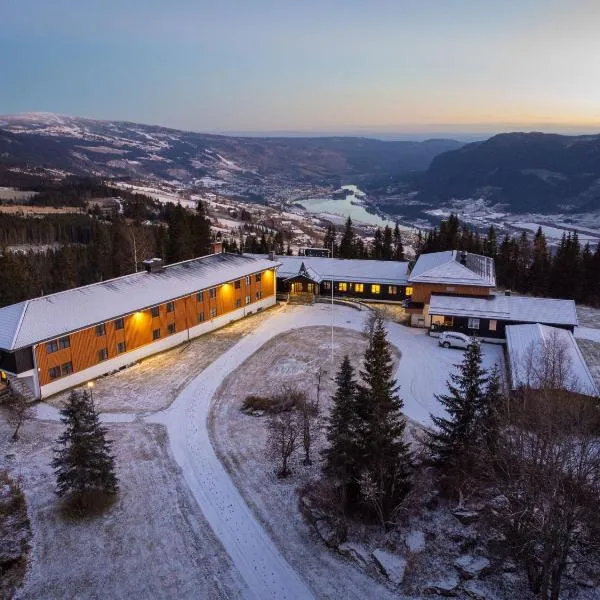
[10,300,30,350]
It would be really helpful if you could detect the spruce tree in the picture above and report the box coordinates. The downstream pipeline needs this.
[478,364,503,455]
[393,223,405,261]
[355,315,412,520]
[426,341,488,469]
[52,390,118,503]
[322,356,360,502]
[339,217,355,258]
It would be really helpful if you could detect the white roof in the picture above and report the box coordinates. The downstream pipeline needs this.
[0,253,278,350]
[248,255,410,285]
[429,294,578,327]
[409,251,495,287]
[506,324,598,396]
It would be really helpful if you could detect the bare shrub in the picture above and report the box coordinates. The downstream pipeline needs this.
[241,395,279,413]
[266,408,300,478]
[295,392,320,466]
[4,393,35,441]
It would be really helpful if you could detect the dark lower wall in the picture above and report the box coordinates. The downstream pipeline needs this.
[430,316,575,338]
[0,347,34,374]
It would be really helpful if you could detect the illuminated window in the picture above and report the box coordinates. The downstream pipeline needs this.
[116,341,126,354]
[151,306,160,318]
[388,286,397,295]
[210,307,217,318]
[338,282,347,292]
[255,273,262,282]
[234,280,241,289]
[405,286,413,296]
[196,291,203,302]
[354,283,364,293]
[245,295,251,305]
[152,329,161,340]
[115,318,124,330]
[49,366,61,379]
[166,301,174,313]
[371,284,381,294]
[96,323,106,336]
[98,348,109,362]
[489,319,497,331]
[468,317,480,330]
[167,323,176,335]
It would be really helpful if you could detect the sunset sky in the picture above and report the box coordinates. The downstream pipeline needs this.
[2,0,600,136]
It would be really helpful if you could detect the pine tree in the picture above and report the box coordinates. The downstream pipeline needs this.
[52,390,118,503]
[339,217,355,258]
[322,356,360,502]
[355,315,412,521]
[426,341,488,470]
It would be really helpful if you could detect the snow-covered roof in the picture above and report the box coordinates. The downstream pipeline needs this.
[506,324,598,396]
[429,294,578,327]
[409,251,496,287]
[248,254,410,285]
[0,253,279,350]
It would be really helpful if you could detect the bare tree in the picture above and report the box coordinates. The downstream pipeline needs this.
[314,366,326,410]
[296,392,320,466]
[266,389,302,478]
[4,393,35,441]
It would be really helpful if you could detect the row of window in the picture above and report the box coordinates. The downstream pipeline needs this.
[322,282,412,296]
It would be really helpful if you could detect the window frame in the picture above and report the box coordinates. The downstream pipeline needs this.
[256,290,262,300]
[198,311,205,323]
[114,318,125,331]
[245,295,251,305]
[58,336,70,349]
[152,328,161,340]
[196,291,203,302]
[371,284,381,294]
[151,306,160,318]
[210,307,217,318]
[209,288,216,299]
[61,361,73,376]
[47,340,59,354]
[166,301,174,313]
[235,298,241,308]
[167,323,176,335]
[338,282,347,292]
[354,283,364,293]
[234,280,241,290]
[468,317,480,330]
[116,341,126,354]
[255,273,262,283]
[489,319,497,332]
[98,348,109,362]
[95,323,106,337]
[48,365,61,379]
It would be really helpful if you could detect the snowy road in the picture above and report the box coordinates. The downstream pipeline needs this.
[145,304,504,599]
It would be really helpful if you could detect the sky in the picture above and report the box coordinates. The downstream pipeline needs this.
[2,0,600,136]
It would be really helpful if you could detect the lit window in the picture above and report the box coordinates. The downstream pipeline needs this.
[234,280,241,289]
[61,362,73,376]
[58,336,70,349]
[198,312,205,323]
[354,283,364,293]
[117,341,126,354]
[371,284,381,294]
[49,366,61,379]
[388,286,397,295]
[98,348,108,362]
[338,282,347,292]
[152,329,161,340]
[489,319,497,332]
[405,286,413,296]
[167,323,176,335]
[115,318,124,330]
[47,340,58,354]
[209,288,217,299]
[166,301,174,313]
[151,306,160,318]
[210,307,217,318]
[468,317,480,330]
[255,273,262,282]
[245,295,251,305]
[95,324,106,336]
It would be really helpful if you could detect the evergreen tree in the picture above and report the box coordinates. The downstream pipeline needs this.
[426,341,488,469]
[192,200,212,257]
[478,364,502,455]
[382,225,393,260]
[323,225,336,255]
[52,390,118,502]
[393,223,405,261]
[322,356,360,502]
[484,226,497,259]
[372,228,384,259]
[339,217,355,258]
[528,226,550,295]
[355,315,412,520]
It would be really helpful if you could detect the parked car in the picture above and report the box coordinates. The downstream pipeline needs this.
[438,331,474,350]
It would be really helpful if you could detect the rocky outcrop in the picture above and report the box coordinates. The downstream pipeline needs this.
[424,574,461,596]
[338,542,371,567]
[454,555,491,579]
[372,549,407,585]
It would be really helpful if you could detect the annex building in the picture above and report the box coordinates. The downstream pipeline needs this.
[0,253,278,399]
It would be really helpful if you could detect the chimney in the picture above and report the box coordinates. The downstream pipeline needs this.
[142,258,164,273]
[268,250,275,261]
[459,251,468,266]
[505,289,512,296]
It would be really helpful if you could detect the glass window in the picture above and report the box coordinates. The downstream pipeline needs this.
[115,318,124,330]
[234,280,241,289]
[405,286,413,296]
[95,323,106,336]
[59,336,70,349]
[489,319,497,332]
[61,361,73,375]
[255,273,262,282]
[47,340,58,354]
[198,312,205,323]
[468,317,480,329]
[210,307,217,318]
[49,366,61,379]
[245,295,251,305]
[256,290,262,300]
[167,323,176,335]
[98,348,108,362]
[166,301,174,313]
[323,281,331,290]
[152,328,161,340]
[209,288,216,299]
[196,291,203,302]
[151,306,160,318]
[117,341,126,354]
[245,276,251,285]
[371,284,381,294]
[388,286,397,295]
[236,298,241,308]
[354,283,364,293]
[338,282,347,292]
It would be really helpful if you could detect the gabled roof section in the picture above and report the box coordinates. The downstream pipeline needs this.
[0,253,279,351]
[506,323,598,396]
[248,255,410,285]
[409,251,496,287]
[429,294,578,327]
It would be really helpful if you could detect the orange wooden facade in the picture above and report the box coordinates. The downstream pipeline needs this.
[410,282,493,304]
[35,268,275,387]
